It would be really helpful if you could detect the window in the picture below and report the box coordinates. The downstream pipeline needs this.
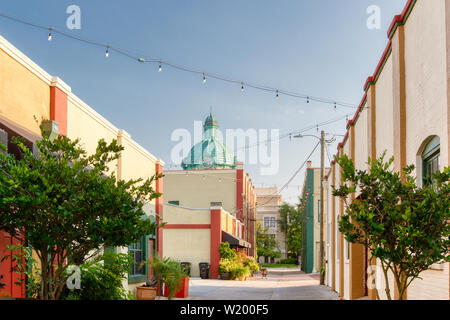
[168,200,179,206]
[129,238,145,277]
[264,217,275,228]
[422,136,440,184]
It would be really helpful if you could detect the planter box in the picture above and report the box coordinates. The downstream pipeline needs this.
[164,277,189,298]
[136,286,157,300]
[220,272,230,280]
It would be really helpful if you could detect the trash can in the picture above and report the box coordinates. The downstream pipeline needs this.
[180,262,192,277]
[199,262,210,279]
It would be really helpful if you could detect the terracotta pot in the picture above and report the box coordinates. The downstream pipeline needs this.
[136,286,157,300]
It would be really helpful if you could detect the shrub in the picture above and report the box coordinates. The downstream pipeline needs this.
[218,258,238,274]
[279,258,298,265]
[242,256,260,273]
[218,242,237,260]
[60,251,135,300]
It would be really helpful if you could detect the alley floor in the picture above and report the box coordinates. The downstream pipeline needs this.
[184,268,340,300]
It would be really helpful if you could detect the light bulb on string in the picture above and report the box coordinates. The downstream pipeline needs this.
[307,97,310,104]
[48,28,52,41]
[316,125,319,132]
[334,102,337,110]
[276,90,279,100]
[105,46,109,58]
[202,73,206,84]
[241,82,244,92]
[158,61,162,72]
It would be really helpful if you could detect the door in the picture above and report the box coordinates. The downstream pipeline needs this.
[147,239,154,280]
[0,231,25,298]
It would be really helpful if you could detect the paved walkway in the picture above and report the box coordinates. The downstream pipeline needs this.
[184,268,340,300]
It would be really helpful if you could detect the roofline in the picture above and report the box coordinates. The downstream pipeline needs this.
[336,0,416,153]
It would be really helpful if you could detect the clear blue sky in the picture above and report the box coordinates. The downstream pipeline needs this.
[0,0,407,203]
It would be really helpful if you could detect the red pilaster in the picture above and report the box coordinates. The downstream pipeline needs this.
[210,208,222,279]
[50,86,68,136]
[236,169,244,220]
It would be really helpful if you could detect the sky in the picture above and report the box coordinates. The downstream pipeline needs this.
[0,0,407,204]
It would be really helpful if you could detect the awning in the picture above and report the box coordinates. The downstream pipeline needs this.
[222,231,251,248]
[0,114,41,157]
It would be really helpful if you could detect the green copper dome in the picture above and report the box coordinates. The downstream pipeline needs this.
[181,114,237,170]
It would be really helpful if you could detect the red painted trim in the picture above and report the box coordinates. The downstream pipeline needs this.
[210,208,222,279]
[335,0,416,156]
[164,224,210,229]
[387,0,415,39]
[236,169,244,221]
[155,163,164,257]
[363,42,392,92]
[50,86,68,136]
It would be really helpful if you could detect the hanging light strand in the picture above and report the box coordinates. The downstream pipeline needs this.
[0,9,357,109]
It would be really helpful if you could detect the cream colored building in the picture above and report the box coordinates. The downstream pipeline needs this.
[255,187,286,263]
[162,114,257,278]
[324,0,449,300]
[0,33,164,297]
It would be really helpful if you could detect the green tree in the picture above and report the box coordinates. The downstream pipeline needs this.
[333,152,449,300]
[278,202,303,261]
[256,222,281,260]
[0,127,162,300]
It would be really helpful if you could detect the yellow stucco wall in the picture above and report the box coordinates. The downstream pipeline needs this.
[354,103,369,171]
[375,55,394,159]
[0,42,50,134]
[164,206,210,225]
[163,229,210,277]
[163,170,237,213]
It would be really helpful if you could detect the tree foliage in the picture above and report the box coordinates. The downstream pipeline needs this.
[278,202,303,260]
[0,127,162,300]
[333,152,449,300]
[256,222,281,260]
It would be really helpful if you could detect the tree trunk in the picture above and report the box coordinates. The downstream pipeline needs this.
[381,262,392,300]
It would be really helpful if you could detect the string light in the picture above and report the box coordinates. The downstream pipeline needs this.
[276,90,279,100]
[0,10,358,109]
[241,82,244,92]
[158,60,162,72]
[307,97,310,104]
[105,46,109,57]
[334,102,337,110]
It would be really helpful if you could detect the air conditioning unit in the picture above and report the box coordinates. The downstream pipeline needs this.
[0,129,7,155]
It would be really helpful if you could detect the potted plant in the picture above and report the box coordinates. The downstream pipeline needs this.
[136,279,158,300]
[143,255,185,300]
[218,259,234,280]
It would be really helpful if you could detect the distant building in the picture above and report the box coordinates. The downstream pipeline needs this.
[162,114,256,278]
[300,161,329,274]
[255,187,286,263]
